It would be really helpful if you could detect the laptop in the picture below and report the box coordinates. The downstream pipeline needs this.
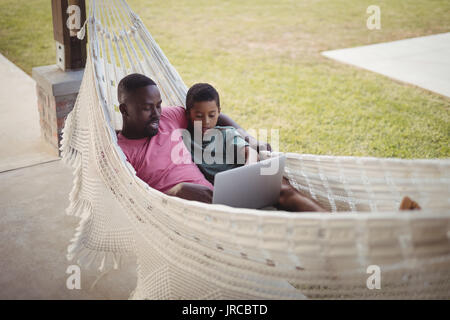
[212,155,286,209]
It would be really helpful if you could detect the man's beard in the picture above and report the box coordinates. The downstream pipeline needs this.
[146,127,159,137]
[145,120,160,137]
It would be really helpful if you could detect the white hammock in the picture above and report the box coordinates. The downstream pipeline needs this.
[61,0,450,299]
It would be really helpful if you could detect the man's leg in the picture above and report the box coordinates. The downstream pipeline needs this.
[276,179,422,212]
[276,177,327,212]
[399,196,421,210]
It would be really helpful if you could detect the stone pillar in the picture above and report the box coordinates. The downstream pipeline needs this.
[32,66,84,155]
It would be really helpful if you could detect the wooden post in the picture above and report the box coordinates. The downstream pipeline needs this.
[51,0,87,70]
[31,0,87,155]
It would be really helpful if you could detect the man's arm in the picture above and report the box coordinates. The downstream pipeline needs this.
[166,182,213,203]
[217,113,272,152]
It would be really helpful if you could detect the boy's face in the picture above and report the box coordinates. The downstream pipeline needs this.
[188,100,220,134]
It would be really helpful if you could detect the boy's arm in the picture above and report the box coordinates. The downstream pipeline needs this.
[217,113,272,152]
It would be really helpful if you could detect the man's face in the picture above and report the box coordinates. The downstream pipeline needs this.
[122,85,162,138]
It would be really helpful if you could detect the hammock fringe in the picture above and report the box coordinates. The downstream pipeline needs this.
[66,212,128,272]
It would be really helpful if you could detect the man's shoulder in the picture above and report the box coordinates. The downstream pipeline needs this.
[161,106,187,128]
[162,106,185,117]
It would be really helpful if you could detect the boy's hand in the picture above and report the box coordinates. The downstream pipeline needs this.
[244,146,260,165]
[217,113,272,152]
[246,135,272,152]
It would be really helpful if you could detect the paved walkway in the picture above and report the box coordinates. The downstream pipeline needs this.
[0,54,136,299]
[0,54,59,172]
[322,33,450,98]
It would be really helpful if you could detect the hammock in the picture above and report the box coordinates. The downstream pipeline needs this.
[61,0,450,299]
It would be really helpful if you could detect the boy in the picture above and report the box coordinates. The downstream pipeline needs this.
[184,83,259,184]
[183,83,327,212]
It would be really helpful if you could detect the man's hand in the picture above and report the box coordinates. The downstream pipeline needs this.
[166,182,213,203]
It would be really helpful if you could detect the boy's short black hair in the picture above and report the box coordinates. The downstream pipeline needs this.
[118,73,157,104]
[186,83,220,111]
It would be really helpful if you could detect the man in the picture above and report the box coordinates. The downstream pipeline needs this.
[117,73,269,204]
[117,73,330,212]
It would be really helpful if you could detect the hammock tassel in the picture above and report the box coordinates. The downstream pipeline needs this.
[77,19,88,40]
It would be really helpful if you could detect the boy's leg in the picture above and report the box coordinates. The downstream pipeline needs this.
[276,178,327,212]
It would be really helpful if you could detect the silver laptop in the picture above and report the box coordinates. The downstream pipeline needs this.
[212,155,286,209]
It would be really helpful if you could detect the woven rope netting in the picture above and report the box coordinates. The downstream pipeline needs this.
[61,0,450,299]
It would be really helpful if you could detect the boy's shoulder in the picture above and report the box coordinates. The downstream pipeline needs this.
[213,126,238,132]
[212,126,240,139]
[212,126,247,145]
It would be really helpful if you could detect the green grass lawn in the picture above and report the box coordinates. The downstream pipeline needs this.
[1,0,449,158]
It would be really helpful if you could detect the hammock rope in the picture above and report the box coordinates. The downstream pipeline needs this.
[61,0,450,299]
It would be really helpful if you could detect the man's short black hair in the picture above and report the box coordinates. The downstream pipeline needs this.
[118,73,157,104]
[186,83,220,111]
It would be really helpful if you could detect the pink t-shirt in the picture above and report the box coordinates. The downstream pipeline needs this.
[117,106,213,193]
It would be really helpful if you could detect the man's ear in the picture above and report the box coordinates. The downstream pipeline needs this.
[119,103,128,116]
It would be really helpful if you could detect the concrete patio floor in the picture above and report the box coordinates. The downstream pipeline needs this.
[0,54,136,299]
[322,32,450,98]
